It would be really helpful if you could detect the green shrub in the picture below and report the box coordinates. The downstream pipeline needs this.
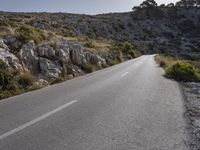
[111,41,134,52]
[0,91,12,100]
[0,70,14,90]
[128,50,142,58]
[165,62,200,82]
[122,41,133,52]
[0,20,10,27]
[16,25,45,44]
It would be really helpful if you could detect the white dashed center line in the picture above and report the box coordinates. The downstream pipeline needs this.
[0,100,77,140]
[121,72,129,77]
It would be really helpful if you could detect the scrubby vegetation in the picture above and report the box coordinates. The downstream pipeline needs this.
[0,19,46,44]
[16,25,46,44]
[111,41,142,59]
[84,64,99,73]
[155,55,200,82]
[0,60,35,100]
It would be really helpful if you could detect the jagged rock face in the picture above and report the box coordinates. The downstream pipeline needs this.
[39,58,62,79]
[6,36,22,50]
[0,48,22,70]
[0,37,116,82]
[38,43,56,59]
[2,8,197,59]
[20,40,39,72]
[0,38,22,70]
[0,38,9,50]
[56,41,70,63]
[90,54,106,67]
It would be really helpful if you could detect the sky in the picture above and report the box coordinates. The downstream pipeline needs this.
[0,0,180,14]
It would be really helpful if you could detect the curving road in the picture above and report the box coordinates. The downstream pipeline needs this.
[0,55,188,150]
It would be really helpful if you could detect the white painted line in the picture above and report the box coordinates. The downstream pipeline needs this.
[121,72,129,77]
[0,100,77,140]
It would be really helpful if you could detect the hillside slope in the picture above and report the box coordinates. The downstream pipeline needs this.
[0,7,200,59]
[0,5,200,99]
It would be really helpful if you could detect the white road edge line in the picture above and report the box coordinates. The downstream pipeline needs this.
[121,72,129,77]
[0,100,77,141]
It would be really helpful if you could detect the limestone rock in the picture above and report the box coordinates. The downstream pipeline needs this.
[20,40,39,72]
[6,36,22,50]
[39,58,62,79]
[0,38,9,50]
[38,43,56,58]
[0,48,22,70]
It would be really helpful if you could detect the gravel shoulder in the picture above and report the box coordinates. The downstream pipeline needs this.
[181,82,200,150]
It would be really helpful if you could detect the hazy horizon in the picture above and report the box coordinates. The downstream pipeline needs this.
[0,0,180,14]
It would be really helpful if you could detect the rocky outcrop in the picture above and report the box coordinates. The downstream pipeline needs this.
[0,36,117,82]
[20,40,39,72]
[0,48,22,70]
[182,82,200,150]
[0,39,22,70]
[39,58,61,79]
[1,7,199,59]
[6,36,22,51]
[38,43,56,59]
[0,38,9,50]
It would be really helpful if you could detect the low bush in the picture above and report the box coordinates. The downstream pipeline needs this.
[155,55,200,82]
[16,25,45,44]
[0,61,35,100]
[84,64,98,73]
[165,62,200,82]
[128,50,142,58]
[0,90,12,100]
[18,72,34,88]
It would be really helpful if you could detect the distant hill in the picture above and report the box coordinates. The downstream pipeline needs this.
[0,6,200,59]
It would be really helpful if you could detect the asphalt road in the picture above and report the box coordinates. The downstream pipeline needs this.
[0,55,188,150]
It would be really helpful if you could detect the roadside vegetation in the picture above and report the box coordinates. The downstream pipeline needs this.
[0,20,47,44]
[0,20,144,100]
[111,41,142,59]
[0,60,36,99]
[155,55,200,82]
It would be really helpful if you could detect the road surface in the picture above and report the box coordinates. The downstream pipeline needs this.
[0,55,187,150]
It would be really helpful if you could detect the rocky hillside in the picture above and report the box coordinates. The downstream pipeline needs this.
[0,19,141,99]
[0,6,200,59]
[0,1,200,99]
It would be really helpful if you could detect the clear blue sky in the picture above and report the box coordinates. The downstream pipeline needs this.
[0,0,179,14]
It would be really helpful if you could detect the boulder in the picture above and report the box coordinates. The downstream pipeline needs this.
[0,48,22,70]
[38,43,56,58]
[52,41,70,63]
[90,54,106,67]
[70,48,87,67]
[20,40,39,72]
[34,79,49,88]
[39,58,62,79]
[57,48,69,63]
[6,36,22,50]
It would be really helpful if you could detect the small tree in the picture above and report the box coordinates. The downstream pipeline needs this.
[176,0,198,7]
[140,0,158,8]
